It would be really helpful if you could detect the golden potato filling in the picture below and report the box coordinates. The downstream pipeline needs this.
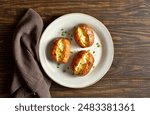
[75,53,89,74]
[56,40,65,62]
[77,27,88,47]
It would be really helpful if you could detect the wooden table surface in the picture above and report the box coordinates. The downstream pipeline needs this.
[0,0,150,97]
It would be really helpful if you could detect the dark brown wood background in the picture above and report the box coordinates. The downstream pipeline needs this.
[0,0,150,97]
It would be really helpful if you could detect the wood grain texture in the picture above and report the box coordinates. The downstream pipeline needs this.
[0,0,150,97]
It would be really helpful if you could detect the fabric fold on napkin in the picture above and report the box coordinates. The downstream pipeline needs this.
[11,8,51,98]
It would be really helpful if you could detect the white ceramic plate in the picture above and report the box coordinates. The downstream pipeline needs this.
[39,13,114,88]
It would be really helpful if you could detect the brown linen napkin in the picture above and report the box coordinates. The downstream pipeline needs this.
[11,8,51,98]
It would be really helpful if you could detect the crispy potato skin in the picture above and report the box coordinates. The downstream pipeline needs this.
[74,24,94,48]
[51,38,71,63]
[71,50,94,76]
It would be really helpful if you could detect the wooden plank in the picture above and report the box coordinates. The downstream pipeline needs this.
[0,0,150,97]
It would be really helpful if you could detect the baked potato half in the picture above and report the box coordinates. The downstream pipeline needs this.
[74,24,94,48]
[51,38,71,63]
[71,50,94,76]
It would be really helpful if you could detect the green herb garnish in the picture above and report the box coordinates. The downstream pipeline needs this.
[67,67,69,70]
[57,66,59,68]
[93,51,95,54]
[68,33,70,36]
[63,70,66,72]
[61,32,65,36]
[57,63,60,68]
[96,43,100,47]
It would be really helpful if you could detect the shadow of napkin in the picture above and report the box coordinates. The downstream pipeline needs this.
[11,8,51,98]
